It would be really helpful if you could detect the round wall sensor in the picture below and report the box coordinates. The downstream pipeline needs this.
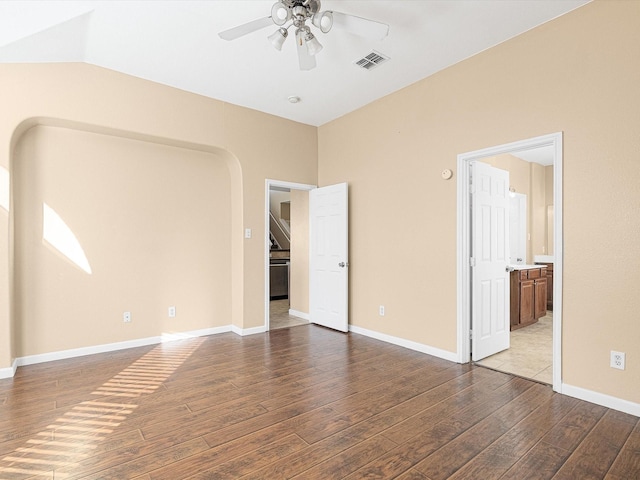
[441,168,453,180]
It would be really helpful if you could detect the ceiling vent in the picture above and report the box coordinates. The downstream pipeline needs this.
[354,51,389,70]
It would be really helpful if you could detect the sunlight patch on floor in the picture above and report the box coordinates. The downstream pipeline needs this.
[0,338,204,477]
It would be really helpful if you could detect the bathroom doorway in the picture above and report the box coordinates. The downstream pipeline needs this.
[456,133,563,391]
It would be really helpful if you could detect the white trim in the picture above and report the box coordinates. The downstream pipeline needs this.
[159,327,231,342]
[14,326,232,370]
[562,383,640,418]
[0,358,18,379]
[457,133,563,393]
[231,325,267,336]
[289,309,310,321]
[349,325,459,363]
[1,324,273,377]
[551,135,564,392]
[264,179,316,332]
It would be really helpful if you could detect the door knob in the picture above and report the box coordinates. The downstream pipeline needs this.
[338,262,348,268]
[506,266,515,273]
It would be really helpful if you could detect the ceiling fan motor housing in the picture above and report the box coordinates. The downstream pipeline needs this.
[290,0,321,15]
[275,0,321,23]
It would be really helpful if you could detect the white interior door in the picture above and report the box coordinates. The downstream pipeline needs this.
[472,162,510,361]
[309,183,348,332]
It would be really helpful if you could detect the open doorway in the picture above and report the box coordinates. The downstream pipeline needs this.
[472,151,553,383]
[456,133,563,392]
[265,180,315,330]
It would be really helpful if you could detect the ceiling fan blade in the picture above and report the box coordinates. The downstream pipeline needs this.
[218,16,273,41]
[329,11,389,41]
[296,30,316,71]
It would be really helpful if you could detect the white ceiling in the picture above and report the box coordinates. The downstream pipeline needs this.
[0,0,589,127]
[512,146,555,166]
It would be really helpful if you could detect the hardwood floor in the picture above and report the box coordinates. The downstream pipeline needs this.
[0,325,638,479]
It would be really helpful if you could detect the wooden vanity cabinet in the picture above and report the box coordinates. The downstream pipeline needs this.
[510,266,547,331]
[535,262,554,310]
[534,275,548,319]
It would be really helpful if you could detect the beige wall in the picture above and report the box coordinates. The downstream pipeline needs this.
[269,191,290,221]
[482,154,553,264]
[545,165,555,255]
[13,126,231,356]
[290,189,309,314]
[1,0,639,409]
[319,1,640,403]
[0,63,317,365]
[484,154,531,197]
[269,190,291,250]
[530,162,547,258]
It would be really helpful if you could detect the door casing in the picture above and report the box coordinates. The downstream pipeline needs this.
[456,133,563,392]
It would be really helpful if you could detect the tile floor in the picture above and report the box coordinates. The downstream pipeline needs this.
[475,311,553,384]
[269,299,309,330]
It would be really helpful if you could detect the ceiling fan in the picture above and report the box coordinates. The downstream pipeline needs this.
[218,0,389,71]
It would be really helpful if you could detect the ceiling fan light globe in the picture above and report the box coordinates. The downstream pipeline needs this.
[312,11,333,34]
[271,1,291,26]
[305,32,323,56]
[268,28,288,50]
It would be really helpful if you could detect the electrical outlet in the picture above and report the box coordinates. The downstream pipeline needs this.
[123,311,131,323]
[379,305,385,316]
[610,351,625,370]
[168,306,176,318]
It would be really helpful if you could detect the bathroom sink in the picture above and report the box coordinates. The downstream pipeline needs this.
[509,264,542,270]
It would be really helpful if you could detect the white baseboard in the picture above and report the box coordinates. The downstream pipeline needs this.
[288,309,310,321]
[232,325,267,336]
[4,324,639,419]
[349,324,459,363]
[1,324,268,378]
[9,326,232,374]
[0,358,18,379]
[349,325,640,417]
[562,383,640,417]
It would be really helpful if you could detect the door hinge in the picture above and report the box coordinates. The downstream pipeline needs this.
[469,329,473,340]
[469,257,476,267]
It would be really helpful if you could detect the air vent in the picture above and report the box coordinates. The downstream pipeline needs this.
[354,51,389,70]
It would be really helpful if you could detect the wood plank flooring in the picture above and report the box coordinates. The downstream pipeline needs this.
[0,324,638,479]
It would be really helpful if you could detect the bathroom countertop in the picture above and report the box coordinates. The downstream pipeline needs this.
[510,264,547,270]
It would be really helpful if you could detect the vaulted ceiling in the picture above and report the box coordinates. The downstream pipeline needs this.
[0,1,589,126]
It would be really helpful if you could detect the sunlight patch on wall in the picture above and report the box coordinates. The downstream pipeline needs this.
[0,165,9,212]
[43,203,92,274]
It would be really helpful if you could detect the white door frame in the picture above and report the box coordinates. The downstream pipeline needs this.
[264,179,316,330]
[456,133,563,392]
